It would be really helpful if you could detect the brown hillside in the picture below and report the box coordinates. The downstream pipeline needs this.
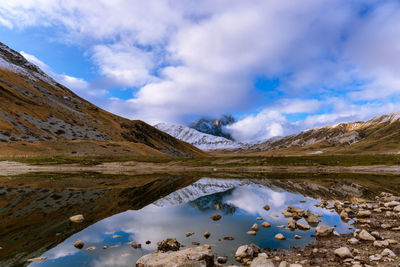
[0,42,204,157]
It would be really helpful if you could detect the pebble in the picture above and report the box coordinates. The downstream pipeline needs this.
[74,239,84,249]
[334,247,353,258]
[247,230,257,236]
[217,256,228,264]
[185,232,194,237]
[251,223,259,231]
[294,235,302,239]
[256,217,263,221]
[192,242,200,246]
[69,214,84,223]
[131,243,141,249]
[275,233,286,240]
[264,205,270,211]
[86,246,96,251]
[210,214,222,221]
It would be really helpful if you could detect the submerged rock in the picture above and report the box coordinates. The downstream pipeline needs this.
[157,238,181,252]
[69,214,84,223]
[136,245,214,267]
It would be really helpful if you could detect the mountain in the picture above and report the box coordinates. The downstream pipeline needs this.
[189,115,235,140]
[154,122,241,150]
[246,112,400,154]
[0,42,204,157]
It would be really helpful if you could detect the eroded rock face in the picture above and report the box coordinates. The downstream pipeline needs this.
[136,245,214,267]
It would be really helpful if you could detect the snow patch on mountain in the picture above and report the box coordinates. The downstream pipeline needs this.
[155,122,241,150]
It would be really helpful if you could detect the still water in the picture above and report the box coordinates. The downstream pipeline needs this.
[27,178,354,266]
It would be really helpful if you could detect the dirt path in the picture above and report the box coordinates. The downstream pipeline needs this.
[1,160,400,176]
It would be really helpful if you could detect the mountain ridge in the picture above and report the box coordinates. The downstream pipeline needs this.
[0,42,204,157]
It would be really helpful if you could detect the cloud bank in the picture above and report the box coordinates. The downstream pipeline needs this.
[2,1,400,141]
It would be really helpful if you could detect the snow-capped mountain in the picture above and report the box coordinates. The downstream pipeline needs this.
[189,115,235,140]
[248,111,400,154]
[155,122,242,150]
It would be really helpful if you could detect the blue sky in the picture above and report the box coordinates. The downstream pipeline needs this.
[1,0,400,141]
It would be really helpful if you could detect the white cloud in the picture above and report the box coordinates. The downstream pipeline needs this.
[3,1,400,141]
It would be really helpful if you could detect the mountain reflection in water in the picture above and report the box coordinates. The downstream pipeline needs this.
[27,177,358,266]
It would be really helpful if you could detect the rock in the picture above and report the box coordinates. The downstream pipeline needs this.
[27,257,47,262]
[316,224,334,237]
[210,214,222,221]
[131,243,142,249]
[271,214,279,218]
[287,220,296,230]
[370,231,381,239]
[289,264,302,267]
[69,214,84,223]
[357,210,371,217]
[347,238,359,245]
[86,246,96,251]
[305,214,319,225]
[112,235,121,238]
[278,261,287,267]
[373,240,388,247]
[203,232,211,239]
[369,255,381,261]
[281,209,293,217]
[217,256,228,264]
[387,239,398,245]
[394,205,400,212]
[256,217,263,221]
[247,230,257,236]
[74,239,84,249]
[340,210,349,220]
[381,223,392,229]
[381,248,396,258]
[235,244,261,265]
[264,205,271,211]
[294,235,302,239]
[261,222,271,228]
[334,247,353,258]
[136,245,214,267]
[295,222,310,230]
[358,229,375,241]
[275,233,286,241]
[103,245,110,249]
[192,241,200,246]
[224,236,235,240]
[251,223,260,231]
[186,232,194,237]
[157,238,181,252]
[384,201,400,207]
[250,253,275,267]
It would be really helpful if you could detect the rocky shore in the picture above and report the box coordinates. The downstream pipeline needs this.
[135,192,400,266]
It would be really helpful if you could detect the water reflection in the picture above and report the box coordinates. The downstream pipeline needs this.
[29,178,353,266]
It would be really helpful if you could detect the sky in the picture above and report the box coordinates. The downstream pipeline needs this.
[1,0,400,142]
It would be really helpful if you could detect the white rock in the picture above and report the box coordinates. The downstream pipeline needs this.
[334,247,353,258]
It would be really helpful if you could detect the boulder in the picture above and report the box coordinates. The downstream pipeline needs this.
[250,253,275,267]
[358,230,375,241]
[287,220,296,230]
[334,247,353,258]
[235,244,260,265]
[157,238,181,252]
[136,245,214,267]
[305,214,319,225]
[69,214,84,223]
[274,233,286,241]
[315,224,334,237]
[381,248,396,258]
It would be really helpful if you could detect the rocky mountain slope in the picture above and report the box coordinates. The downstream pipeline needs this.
[189,115,235,140]
[0,42,204,157]
[246,112,400,154]
[155,122,241,150]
